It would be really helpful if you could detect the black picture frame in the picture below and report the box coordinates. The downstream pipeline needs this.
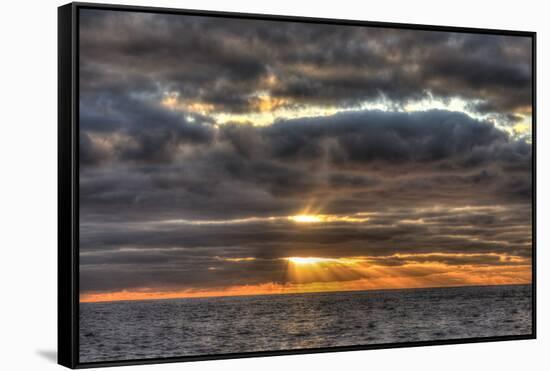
[58,2,537,368]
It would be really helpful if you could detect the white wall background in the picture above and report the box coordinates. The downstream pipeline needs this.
[0,0,546,369]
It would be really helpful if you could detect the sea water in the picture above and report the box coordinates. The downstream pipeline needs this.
[79,284,532,362]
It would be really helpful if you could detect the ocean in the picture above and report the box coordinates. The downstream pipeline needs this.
[79,284,532,363]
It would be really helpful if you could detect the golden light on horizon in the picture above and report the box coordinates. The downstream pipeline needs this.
[286,257,336,265]
[288,215,322,223]
[288,214,370,224]
[283,256,365,286]
[80,253,532,303]
[81,250,532,300]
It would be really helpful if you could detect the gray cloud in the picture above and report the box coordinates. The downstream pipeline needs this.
[80,9,532,117]
[80,109,531,217]
[79,203,531,292]
[78,9,532,295]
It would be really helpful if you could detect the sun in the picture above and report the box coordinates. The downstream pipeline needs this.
[288,215,322,223]
[286,257,335,265]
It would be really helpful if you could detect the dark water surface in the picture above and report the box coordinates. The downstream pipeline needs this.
[80,284,532,362]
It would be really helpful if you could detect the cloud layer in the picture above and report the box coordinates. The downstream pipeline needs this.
[78,9,533,299]
[80,10,532,118]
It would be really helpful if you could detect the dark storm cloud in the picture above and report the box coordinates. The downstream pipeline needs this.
[80,9,532,117]
[78,9,532,294]
[80,109,531,219]
[80,93,214,165]
[78,109,531,293]
[261,110,508,164]
[80,253,288,292]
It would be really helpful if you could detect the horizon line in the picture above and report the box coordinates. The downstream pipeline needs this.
[80,281,532,304]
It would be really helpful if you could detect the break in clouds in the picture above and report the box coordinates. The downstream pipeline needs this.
[78,9,532,298]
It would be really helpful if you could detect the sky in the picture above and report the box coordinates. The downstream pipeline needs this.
[78,9,533,302]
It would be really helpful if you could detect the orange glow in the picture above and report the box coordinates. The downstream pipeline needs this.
[250,94,288,112]
[286,257,337,264]
[288,214,369,224]
[161,96,178,108]
[288,215,322,223]
[160,93,217,115]
[218,257,256,262]
[186,102,216,114]
[81,253,531,303]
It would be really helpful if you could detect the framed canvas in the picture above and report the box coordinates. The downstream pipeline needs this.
[58,2,536,368]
